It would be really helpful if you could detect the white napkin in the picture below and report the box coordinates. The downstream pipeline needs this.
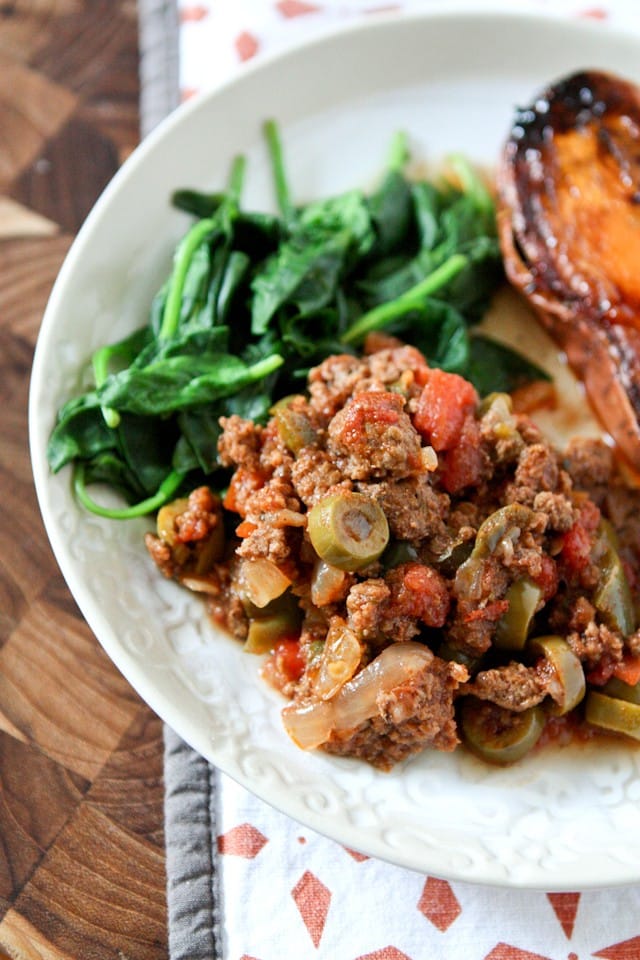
[161,2,640,958]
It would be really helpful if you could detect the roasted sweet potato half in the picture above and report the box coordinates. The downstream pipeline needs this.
[497,69,640,472]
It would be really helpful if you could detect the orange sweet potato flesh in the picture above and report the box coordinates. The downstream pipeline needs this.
[497,69,640,471]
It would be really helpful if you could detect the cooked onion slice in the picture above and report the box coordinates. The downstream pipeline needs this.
[313,617,362,701]
[282,641,433,749]
[240,558,291,608]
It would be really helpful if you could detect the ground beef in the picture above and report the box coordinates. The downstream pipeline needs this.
[327,390,423,480]
[365,345,430,397]
[240,475,301,519]
[466,661,550,711]
[346,579,391,639]
[323,656,468,770]
[173,486,221,542]
[147,338,640,771]
[208,590,248,640]
[345,564,450,645]
[566,620,624,672]
[532,491,575,532]
[236,522,297,566]
[358,474,449,541]
[563,437,614,500]
[505,443,560,506]
[144,534,175,579]
[626,628,640,658]
[604,483,640,568]
[308,354,369,419]
[291,448,353,507]
[218,415,263,468]
[258,425,296,475]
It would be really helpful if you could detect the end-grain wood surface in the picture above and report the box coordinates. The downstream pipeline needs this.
[0,3,168,958]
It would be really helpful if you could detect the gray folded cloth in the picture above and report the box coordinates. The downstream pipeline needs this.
[136,6,222,958]
[164,726,223,960]
[137,0,181,136]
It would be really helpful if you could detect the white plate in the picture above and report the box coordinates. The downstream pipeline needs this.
[29,8,640,889]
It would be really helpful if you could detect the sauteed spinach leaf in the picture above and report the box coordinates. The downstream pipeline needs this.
[47,121,545,518]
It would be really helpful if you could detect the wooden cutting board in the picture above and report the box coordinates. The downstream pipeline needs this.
[0,4,167,957]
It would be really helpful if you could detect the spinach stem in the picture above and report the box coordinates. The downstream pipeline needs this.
[447,153,494,217]
[386,130,409,172]
[73,464,185,520]
[92,345,121,428]
[159,216,218,341]
[264,119,295,222]
[159,155,246,343]
[341,252,469,345]
[227,153,247,206]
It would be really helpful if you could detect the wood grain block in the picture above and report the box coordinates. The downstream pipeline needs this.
[0,594,141,779]
[13,116,121,233]
[0,1,168,954]
[7,804,166,960]
[0,55,77,186]
[0,732,88,911]
[0,235,72,339]
[86,707,165,849]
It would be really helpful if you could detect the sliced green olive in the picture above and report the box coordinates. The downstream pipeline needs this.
[602,675,640,705]
[585,691,640,742]
[528,635,586,715]
[495,577,542,651]
[594,521,635,636]
[382,539,419,570]
[437,641,484,673]
[193,521,225,573]
[431,535,473,576]
[459,697,545,765]
[157,497,189,545]
[456,504,536,595]
[243,593,302,654]
[307,492,389,572]
[273,405,317,454]
[473,504,537,558]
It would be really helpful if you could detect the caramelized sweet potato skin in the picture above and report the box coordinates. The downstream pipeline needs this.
[498,70,640,470]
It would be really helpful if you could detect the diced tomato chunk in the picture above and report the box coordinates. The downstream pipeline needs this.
[463,599,509,624]
[560,501,601,577]
[586,655,617,687]
[533,554,559,601]
[390,562,450,628]
[612,653,640,687]
[272,637,305,683]
[414,368,479,451]
[341,390,402,438]
[439,414,484,494]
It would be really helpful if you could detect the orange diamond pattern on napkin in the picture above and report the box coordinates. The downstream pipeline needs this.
[292,869,331,948]
[547,892,580,939]
[354,949,412,960]
[216,823,268,858]
[483,945,553,960]
[276,0,322,16]
[235,31,260,61]
[417,877,461,932]
[343,846,369,862]
[594,936,640,959]
[179,4,210,21]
